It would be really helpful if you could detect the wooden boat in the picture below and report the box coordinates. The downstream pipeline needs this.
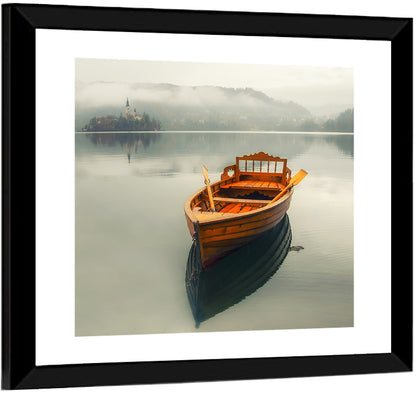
[184,152,306,268]
[186,214,292,327]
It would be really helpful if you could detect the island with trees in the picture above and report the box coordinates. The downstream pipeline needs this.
[82,98,161,132]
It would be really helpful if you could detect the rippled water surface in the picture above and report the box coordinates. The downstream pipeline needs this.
[75,132,353,336]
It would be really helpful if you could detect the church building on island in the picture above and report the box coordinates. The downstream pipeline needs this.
[125,98,142,121]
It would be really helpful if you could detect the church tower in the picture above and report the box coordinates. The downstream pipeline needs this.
[125,98,130,118]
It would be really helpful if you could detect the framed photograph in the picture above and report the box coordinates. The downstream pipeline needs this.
[2,3,412,390]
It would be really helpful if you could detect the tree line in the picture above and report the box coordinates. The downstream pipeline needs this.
[298,109,354,132]
[83,113,161,132]
[82,108,353,133]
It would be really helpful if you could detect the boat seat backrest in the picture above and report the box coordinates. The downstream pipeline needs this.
[235,152,289,184]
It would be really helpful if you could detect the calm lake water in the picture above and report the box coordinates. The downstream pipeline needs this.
[75,132,353,336]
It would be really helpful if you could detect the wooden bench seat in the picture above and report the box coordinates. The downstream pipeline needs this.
[213,197,271,205]
[220,181,284,190]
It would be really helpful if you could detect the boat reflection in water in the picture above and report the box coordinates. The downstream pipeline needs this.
[186,214,292,327]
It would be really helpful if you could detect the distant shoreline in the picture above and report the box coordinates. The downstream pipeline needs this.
[75,130,353,135]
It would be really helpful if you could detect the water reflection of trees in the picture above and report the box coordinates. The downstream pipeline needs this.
[161,132,352,159]
[85,133,160,163]
[81,131,352,167]
[323,134,353,157]
[186,214,292,328]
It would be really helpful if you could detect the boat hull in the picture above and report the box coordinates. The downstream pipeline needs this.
[185,189,293,268]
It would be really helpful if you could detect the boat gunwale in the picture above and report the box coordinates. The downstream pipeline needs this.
[184,176,293,226]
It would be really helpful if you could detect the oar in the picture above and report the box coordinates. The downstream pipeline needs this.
[202,165,216,212]
[266,169,308,206]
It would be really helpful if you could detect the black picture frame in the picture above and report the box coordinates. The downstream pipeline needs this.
[2,3,412,390]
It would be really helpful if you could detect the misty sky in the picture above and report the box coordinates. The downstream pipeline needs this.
[76,58,353,112]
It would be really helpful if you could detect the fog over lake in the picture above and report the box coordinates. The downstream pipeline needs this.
[76,59,353,111]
